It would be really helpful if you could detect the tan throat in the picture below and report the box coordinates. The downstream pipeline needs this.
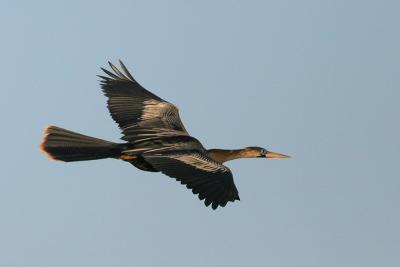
[206,149,255,164]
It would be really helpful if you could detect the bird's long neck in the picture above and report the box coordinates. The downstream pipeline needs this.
[206,149,250,164]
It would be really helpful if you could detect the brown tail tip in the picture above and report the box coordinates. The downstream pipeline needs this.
[39,125,61,161]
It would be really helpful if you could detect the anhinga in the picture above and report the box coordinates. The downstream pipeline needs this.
[40,61,289,209]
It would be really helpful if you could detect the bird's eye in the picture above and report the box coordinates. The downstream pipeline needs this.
[260,148,268,155]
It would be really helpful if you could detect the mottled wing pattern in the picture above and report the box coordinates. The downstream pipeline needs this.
[98,61,188,142]
[144,151,240,209]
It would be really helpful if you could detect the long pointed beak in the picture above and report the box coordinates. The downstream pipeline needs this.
[265,151,290,158]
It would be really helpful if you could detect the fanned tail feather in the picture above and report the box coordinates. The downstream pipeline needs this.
[40,126,122,162]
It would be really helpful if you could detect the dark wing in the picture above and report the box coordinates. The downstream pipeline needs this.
[98,60,188,142]
[144,151,240,210]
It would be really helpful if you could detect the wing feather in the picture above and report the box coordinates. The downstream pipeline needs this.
[118,59,135,81]
[145,152,240,209]
[98,61,240,209]
[99,61,188,143]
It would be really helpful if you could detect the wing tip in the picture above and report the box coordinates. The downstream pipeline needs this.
[212,202,219,210]
[100,60,136,83]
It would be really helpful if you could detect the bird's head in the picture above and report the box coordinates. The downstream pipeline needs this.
[243,146,290,159]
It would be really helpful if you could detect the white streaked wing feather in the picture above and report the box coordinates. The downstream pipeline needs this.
[155,153,229,173]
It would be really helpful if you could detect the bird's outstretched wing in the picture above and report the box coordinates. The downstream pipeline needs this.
[98,60,188,142]
[144,151,240,209]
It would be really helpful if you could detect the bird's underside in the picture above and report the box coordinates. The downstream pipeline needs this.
[42,61,240,210]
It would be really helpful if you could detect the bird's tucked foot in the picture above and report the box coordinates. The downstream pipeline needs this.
[119,155,138,161]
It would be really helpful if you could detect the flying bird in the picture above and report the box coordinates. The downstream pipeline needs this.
[40,61,289,209]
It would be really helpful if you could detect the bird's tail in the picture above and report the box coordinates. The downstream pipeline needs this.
[40,125,123,162]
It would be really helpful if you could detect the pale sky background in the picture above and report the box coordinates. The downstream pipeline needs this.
[1,1,399,266]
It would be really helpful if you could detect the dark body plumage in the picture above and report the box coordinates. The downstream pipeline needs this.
[41,61,289,210]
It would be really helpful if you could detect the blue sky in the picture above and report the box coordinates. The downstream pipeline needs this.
[1,1,399,266]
